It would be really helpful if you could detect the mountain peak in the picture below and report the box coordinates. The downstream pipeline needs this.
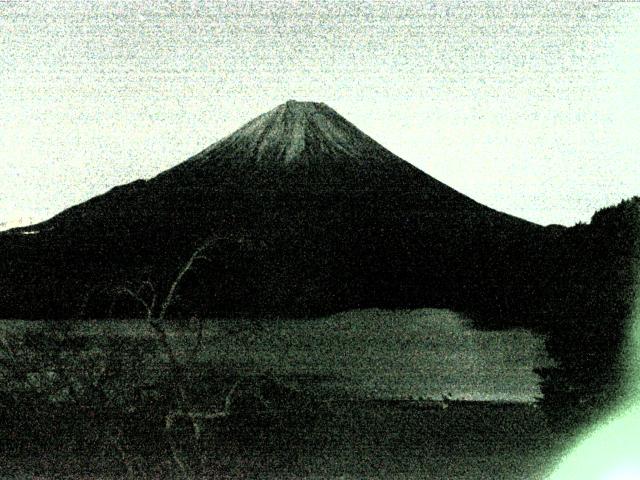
[282,99,326,113]
[199,100,401,168]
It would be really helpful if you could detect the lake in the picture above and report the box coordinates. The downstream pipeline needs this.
[0,308,566,478]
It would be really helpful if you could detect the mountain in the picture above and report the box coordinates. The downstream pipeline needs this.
[0,100,549,320]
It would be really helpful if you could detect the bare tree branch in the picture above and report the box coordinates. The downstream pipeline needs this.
[107,235,244,475]
[115,286,154,320]
[158,240,214,321]
[164,378,241,432]
[189,315,205,362]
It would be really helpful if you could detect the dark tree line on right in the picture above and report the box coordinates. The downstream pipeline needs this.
[467,196,640,428]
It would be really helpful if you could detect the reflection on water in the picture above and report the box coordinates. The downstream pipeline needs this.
[195,308,550,402]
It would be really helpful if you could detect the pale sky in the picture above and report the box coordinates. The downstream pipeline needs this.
[1,0,639,229]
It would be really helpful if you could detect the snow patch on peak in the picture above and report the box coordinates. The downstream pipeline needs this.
[282,99,325,113]
[217,100,324,164]
[195,100,405,169]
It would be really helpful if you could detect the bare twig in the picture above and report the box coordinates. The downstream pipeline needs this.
[115,286,156,320]
[189,315,205,361]
[168,436,191,479]
[108,236,244,475]
[164,378,241,432]
[158,240,214,321]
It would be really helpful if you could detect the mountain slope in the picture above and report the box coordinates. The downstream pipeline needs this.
[0,101,547,320]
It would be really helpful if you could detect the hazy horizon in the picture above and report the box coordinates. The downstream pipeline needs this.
[2,1,639,229]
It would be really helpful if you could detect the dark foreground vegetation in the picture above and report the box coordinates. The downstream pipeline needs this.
[0,323,324,479]
[0,324,565,479]
[1,400,566,479]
